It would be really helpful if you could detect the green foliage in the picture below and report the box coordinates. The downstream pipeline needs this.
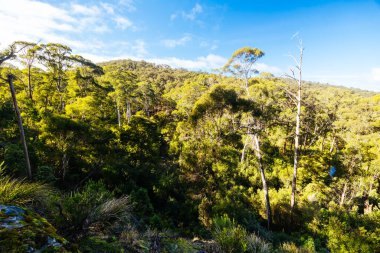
[1,41,379,252]
[57,180,131,240]
[212,215,249,253]
[0,162,52,206]
[79,236,124,252]
[309,205,380,252]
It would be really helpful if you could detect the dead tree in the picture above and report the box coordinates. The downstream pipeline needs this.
[7,74,32,179]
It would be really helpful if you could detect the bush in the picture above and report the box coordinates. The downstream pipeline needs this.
[212,215,249,253]
[277,242,312,253]
[35,165,57,183]
[246,234,272,253]
[0,161,52,206]
[57,180,132,241]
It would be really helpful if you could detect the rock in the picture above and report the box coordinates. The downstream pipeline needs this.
[0,205,25,229]
[0,204,69,252]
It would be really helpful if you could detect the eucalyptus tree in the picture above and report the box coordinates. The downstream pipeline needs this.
[0,42,33,179]
[224,47,272,228]
[183,85,254,227]
[37,43,73,111]
[223,47,264,96]
[285,41,304,213]
[105,69,138,125]
[19,42,42,101]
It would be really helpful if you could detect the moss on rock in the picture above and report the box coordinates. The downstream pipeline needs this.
[0,205,69,252]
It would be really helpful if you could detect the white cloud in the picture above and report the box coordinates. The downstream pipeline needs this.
[100,2,115,15]
[132,40,148,56]
[119,0,137,12]
[171,3,203,21]
[114,16,133,30]
[0,0,74,46]
[305,72,380,91]
[148,54,226,70]
[0,0,137,53]
[255,63,281,74]
[162,35,191,48]
[93,24,111,33]
[184,3,203,20]
[371,68,380,81]
[71,3,100,16]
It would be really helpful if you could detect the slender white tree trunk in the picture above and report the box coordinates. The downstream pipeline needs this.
[340,183,348,206]
[8,74,32,179]
[116,102,121,127]
[290,45,303,213]
[253,134,272,229]
[126,101,132,123]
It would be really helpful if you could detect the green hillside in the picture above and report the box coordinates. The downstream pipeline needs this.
[1,42,379,252]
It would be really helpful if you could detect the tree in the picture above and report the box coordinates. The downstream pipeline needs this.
[7,74,32,179]
[224,47,272,229]
[19,42,41,101]
[223,47,264,96]
[0,42,32,179]
[286,41,304,213]
[37,43,73,111]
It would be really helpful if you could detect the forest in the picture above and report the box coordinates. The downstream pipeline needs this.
[0,41,379,252]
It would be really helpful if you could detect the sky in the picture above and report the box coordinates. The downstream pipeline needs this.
[1,0,380,91]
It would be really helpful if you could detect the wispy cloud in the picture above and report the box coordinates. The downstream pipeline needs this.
[114,16,134,30]
[100,2,115,15]
[148,54,226,70]
[119,0,137,12]
[0,0,137,52]
[255,63,281,74]
[71,3,101,16]
[161,35,192,48]
[171,3,203,21]
[305,71,380,91]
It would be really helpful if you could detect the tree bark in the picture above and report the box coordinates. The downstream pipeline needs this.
[7,74,32,179]
[126,101,132,123]
[290,46,303,213]
[340,182,347,206]
[116,102,121,127]
[253,134,272,229]
[240,137,249,164]
[27,65,33,101]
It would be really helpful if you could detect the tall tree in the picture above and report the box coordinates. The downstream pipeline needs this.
[38,43,73,111]
[0,42,32,179]
[223,47,264,96]
[19,42,41,101]
[224,47,272,228]
[286,41,304,213]
[7,74,32,179]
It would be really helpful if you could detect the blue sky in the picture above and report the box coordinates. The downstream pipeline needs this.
[1,0,380,91]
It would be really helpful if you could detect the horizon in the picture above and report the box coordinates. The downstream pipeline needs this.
[1,0,380,91]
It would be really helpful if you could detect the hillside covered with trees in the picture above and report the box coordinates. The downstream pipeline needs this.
[0,41,379,252]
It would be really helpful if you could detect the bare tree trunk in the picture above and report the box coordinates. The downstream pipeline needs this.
[244,76,250,97]
[7,74,32,179]
[240,137,249,164]
[329,136,335,153]
[320,137,325,152]
[252,134,272,229]
[28,65,33,101]
[290,45,303,213]
[340,182,347,206]
[116,102,121,127]
[126,101,132,123]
